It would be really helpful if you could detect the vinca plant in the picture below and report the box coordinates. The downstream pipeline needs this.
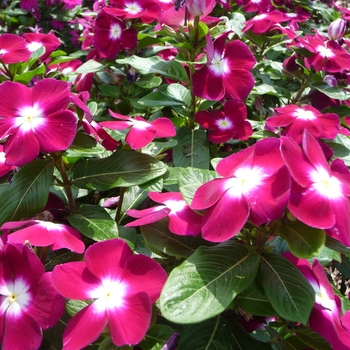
[1,0,350,349]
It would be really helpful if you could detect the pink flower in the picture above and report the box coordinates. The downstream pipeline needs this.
[109,0,161,23]
[0,34,31,64]
[51,238,167,349]
[126,192,203,235]
[280,131,350,246]
[93,8,138,60]
[297,31,350,72]
[242,11,286,34]
[191,138,291,242]
[266,104,340,144]
[285,252,350,350]
[195,99,253,143]
[192,32,256,101]
[0,243,65,350]
[0,79,77,166]
[0,145,15,177]
[1,220,85,253]
[23,32,60,61]
[99,110,175,149]
[19,0,39,11]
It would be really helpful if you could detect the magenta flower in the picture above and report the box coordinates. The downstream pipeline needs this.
[108,0,161,23]
[0,145,15,177]
[242,11,286,34]
[0,34,31,64]
[0,243,65,350]
[195,99,253,143]
[51,238,167,349]
[192,32,256,101]
[126,192,203,235]
[100,110,176,149]
[0,79,77,166]
[280,131,350,246]
[93,8,137,60]
[23,32,60,61]
[297,31,350,72]
[191,138,291,242]
[286,252,350,350]
[266,104,340,144]
[1,220,85,253]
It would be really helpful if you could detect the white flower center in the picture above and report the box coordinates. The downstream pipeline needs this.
[90,279,127,312]
[164,199,187,213]
[209,52,228,76]
[109,24,122,40]
[316,45,335,58]
[216,117,233,130]
[309,167,342,199]
[294,108,316,120]
[254,14,267,21]
[124,2,142,14]
[0,278,31,316]
[132,119,151,130]
[27,42,43,53]
[17,105,45,132]
[0,49,8,55]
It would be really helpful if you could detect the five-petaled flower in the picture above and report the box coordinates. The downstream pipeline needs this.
[1,220,85,254]
[280,131,350,246]
[191,138,291,242]
[0,243,65,350]
[99,110,176,149]
[195,99,253,143]
[0,79,77,166]
[126,192,203,235]
[0,34,31,65]
[51,238,167,349]
[192,32,256,101]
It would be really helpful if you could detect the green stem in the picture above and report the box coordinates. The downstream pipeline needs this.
[115,187,126,224]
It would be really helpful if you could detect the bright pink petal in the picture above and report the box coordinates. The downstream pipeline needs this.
[62,303,108,350]
[26,273,65,329]
[223,69,255,101]
[3,129,40,166]
[7,225,54,247]
[2,311,42,350]
[192,67,225,101]
[150,118,176,138]
[0,34,31,64]
[168,207,203,235]
[328,195,350,246]
[126,207,170,226]
[33,110,77,152]
[84,239,133,280]
[99,120,133,130]
[225,40,256,71]
[49,225,85,253]
[121,28,138,50]
[32,79,70,115]
[52,262,101,300]
[121,255,167,303]
[125,125,157,149]
[108,292,152,347]
[201,192,250,242]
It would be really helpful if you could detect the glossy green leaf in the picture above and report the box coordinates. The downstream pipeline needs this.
[160,241,261,323]
[258,253,314,324]
[72,150,167,190]
[14,63,46,84]
[138,90,185,107]
[116,56,188,82]
[173,127,210,170]
[293,328,331,350]
[325,234,350,254]
[141,218,208,258]
[68,204,118,241]
[75,59,104,74]
[179,167,219,205]
[311,82,350,100]
[237,282,276,316]
[278,220,325,258]
[0,160,54,226]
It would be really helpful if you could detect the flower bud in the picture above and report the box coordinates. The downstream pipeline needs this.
[323,74,338,87]
[185,0,205,17]
[328,18,347,40]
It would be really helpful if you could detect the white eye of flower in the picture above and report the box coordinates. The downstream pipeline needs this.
[124,2,142,14]
[27,42,43,52]
[209,52,229,76]
[316,45,335,58]
[17,104,45,132]
[109,24,122,40]
[216,117,233,130]
[294,108,316,120]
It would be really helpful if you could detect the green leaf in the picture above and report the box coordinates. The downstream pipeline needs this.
[258,253,314,324]
[14,63,46,84]
[72,150,167,190]
[334,255,350,279]
[160,241,261,323]
[178,318,272,350]
[316,245,341,266]
[325,234,350,254]
[293,328,331,350]
[139,324,174,350]
[179,167,219,205]
[311,82,350,100]
[141,218,208,258]
[134,75,162,89]
[138,90,186,107]
[173,127,210,169]
[167,84,191,106]
[66,300,90,317]
[237,282,276,316]
[278,220,325,258]
[75,59,104,74]
[65,132,106,158]
[116,56,188,82]
[68,204,118,241]
[99,85,122,98]
[0,160,54,226]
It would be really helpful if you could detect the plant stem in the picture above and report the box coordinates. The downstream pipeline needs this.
[115,187,126,224]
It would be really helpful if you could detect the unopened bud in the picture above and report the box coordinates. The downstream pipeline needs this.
[323,74,338,87]
[162,24,177,37]
[328,18,347,40]
[185,0,205,17]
